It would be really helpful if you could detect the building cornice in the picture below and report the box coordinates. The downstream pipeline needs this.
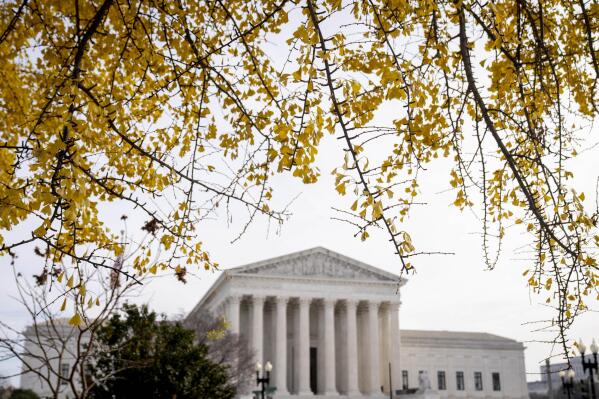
[228,270,404,287]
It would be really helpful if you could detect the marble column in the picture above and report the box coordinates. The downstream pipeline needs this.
[227,295,241,335]
[275,296,289,395]
[323,298,338,395]
[346,299,360,395]
[389,302,401,398]
[298,297,313,396]
[380,304,391,394]
[368,301,381,396]
[252,295,265,365]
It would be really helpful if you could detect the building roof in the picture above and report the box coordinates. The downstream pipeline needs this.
[227,246,402,282]
[400,329,525,350]
[190,246,406,313]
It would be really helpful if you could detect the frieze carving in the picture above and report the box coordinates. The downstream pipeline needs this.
[236,252,395,282]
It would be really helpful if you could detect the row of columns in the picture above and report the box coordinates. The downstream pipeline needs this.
[227,295,400,396]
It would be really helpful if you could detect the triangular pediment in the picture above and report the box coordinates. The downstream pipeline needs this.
[228,247,399,282]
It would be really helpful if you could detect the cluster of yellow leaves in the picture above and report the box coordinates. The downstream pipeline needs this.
[206,317,230,341]
[298,0,598,342]
[1,0,598,338]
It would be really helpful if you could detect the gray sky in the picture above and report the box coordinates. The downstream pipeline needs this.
[2,129,597,385]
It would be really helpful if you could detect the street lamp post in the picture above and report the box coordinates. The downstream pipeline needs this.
[254,361,276,399]
[560,369,575,399]
[579,339,598,399]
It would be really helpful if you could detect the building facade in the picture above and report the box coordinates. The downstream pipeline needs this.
[18,320,86,399]
[189,247,529,399]
[539,357,586,385]
[400,330,528,399]
[527,357,597,395]
[189,247,404,398]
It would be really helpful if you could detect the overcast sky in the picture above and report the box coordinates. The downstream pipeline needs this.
[2,127,598,386]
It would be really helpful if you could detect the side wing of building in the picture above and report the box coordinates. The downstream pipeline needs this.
[399,330,529,399]
[19,321,87,399]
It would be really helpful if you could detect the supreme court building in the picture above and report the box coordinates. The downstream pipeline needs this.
[188,247,529,399]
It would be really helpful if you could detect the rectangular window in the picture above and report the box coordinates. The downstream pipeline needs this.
[492,372,501,391]
[437,371,446,390]
[456,371,465,391]
[474,371,483,391]
[402,370,409,390]
[60,362,70,385]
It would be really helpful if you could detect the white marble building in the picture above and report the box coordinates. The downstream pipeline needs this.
[18,319,86,399]
[189,247,529,399]
[400,330,529,399]
[18,247,529,399]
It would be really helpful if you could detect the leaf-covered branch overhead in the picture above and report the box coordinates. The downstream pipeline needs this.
[0,0,598,351]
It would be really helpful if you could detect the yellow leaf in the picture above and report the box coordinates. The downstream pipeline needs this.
[60,298,67,312]
[33,224,47,237]
[292,68,302,81]
[68,313,82,326]
[528,276,538,286]
[372,201,383,220]
[67,275,74,288]
[351,80,360,94]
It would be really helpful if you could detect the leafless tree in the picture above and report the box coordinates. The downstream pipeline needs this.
[183,310,254,395]
[0,255,142,399]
